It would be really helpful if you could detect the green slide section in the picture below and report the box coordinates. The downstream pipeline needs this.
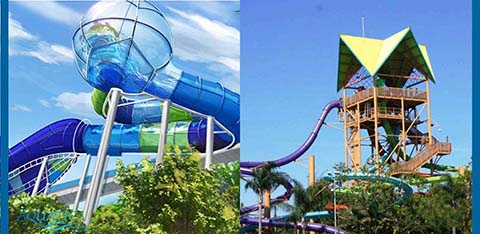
[138,123,190,152]
[408,173,460,185]
[423,163,458,172]
[91,88,193,122]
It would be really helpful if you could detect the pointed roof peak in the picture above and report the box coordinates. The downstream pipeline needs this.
[337,27,434,91]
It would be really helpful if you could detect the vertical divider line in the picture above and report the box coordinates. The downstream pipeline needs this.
[1,0,10,232]
[472,1,479,232]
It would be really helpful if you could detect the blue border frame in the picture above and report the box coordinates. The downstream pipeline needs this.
[473,0,479,232]
[1,0,8,233]
[0,1,476,233]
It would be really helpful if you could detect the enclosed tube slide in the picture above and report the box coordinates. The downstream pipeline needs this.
[91,88,196,124]
[73,4,240,140]
[9,1,240,195]
[90,88,235,145]
[8,118,233,195]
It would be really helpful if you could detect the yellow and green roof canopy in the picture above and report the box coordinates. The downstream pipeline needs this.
[337,27,435,91]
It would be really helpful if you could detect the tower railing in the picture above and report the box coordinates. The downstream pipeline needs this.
[341,107,406,126]
[344,87,427,107]
[389,141,451,174]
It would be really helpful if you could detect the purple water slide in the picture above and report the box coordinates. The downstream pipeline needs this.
[240,100,345,233]
[8,119,87,194]
[240,100,342,168]
[8,119,87,171]
[240,168,293,215]
[241,217,345,234]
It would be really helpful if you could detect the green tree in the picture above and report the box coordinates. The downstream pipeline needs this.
[334,172,472,234]
[244,164,291,234]
[337,181,403,234]
[401,172,472,234]
[87,204,137,234]
[88,145,239,233]
[9,193,85,234]
[212,161,240,209]
[279,179,332,234]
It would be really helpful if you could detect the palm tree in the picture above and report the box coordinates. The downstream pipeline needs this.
[244,164,291,234]
[429,172,472,234]
[281,179,331,234]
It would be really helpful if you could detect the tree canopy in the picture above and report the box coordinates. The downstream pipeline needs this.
[89,145,240,233]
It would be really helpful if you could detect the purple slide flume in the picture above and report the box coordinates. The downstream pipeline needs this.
[241,100,342,168]
[241,217,346,234]
[240,100,344,233]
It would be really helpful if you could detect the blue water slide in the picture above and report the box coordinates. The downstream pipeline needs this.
[322,172,413,200]
[74,7,240,141]
[7,118,232,195]
[8,119,87,195]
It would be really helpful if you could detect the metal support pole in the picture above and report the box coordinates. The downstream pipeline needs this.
[361,16,365,37]
[333,177,337,233]
[95,155,110,208]
[425,80,434,175]
[401,98,406,161]
[373,86,379,173]
[156,100,170,166]
[32,157,48,195]
[425,80,433,145]
[308,155,315,234]
[43,183,50,195]
[73,155,91,213]
[354,102,361,170]
[343,89,348,170]
[205,116,214,169]
[308,155,315,186]
[84,89,121,225]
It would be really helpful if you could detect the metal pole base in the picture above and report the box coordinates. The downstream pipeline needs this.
[83,89,121,225]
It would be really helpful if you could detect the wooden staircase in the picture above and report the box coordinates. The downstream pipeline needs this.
[389,141,451,175]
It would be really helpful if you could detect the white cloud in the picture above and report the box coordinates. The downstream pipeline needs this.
[186,1,238,23]
[21,42,74,64]
[208,63,240,92]
[166,7,240,72]
[9,13,36,40]
[53,92,95,118]
[38,99,52,108]
[15,1,82,27]
[11,104,32,112]
[9,13,74,64]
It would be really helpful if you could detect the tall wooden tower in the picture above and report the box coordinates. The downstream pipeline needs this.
[337,27,451,174]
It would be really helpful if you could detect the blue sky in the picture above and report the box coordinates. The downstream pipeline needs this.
[240,0,471,209]
[8,0,239,205]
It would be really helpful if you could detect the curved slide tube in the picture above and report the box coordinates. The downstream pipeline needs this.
[91,88,197,124]
[240,211,332,234]
[77,24,240,141]
[323,172,413,200]
[241,100,342,168]
[8,118,232,195]
[241,217,345,234]
[9,22,241,197]
[91,88,236,145]
[240,100,344,233]
[408,173,460,186]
